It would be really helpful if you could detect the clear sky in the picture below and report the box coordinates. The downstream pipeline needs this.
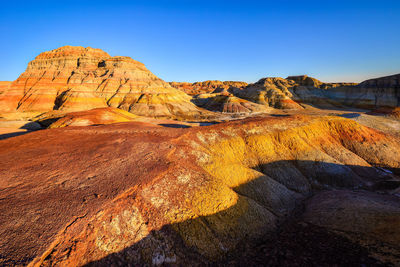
[0,0,399,83]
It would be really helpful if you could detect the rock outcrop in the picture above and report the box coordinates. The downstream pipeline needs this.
[47,107,139,128]
[0,46,208,120]
[233,77,304,109]
[286,75,357,89]
[193,92,268,113]
[170,80,248,95]
[1,115,399,265]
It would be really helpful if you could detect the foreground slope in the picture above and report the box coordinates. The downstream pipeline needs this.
[0,115,399,265]
[0,46,207,120]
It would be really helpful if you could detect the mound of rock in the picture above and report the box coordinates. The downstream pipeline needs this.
[0,46,208,120]
[193,92,268,113]
[1,115,399,265]
[47,107,139,128]
[233,77,304,109]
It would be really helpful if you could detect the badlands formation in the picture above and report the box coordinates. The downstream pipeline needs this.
[0,46,400,266]
[0,46,208,120]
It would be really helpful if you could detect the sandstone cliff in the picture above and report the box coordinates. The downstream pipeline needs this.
[0,46,207,119]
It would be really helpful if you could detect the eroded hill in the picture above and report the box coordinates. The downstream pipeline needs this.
[0,46,210,120]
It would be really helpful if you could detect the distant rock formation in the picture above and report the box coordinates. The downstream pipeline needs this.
[193,92,268,113]
[172,74,400,112]
[325,74,400,109]
[233,77,304,109]
[286,75,357,89]
[0,46,207,119]
[170,80,248,95]
[0,46,398,118]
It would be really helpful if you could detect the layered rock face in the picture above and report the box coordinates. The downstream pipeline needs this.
[0,81,11,95]
[287,75,357,89]
[0,46,206,119]
[232,75,363,110]
[170,80,248,95]
[326,74,400,109]
[1,115,399,265]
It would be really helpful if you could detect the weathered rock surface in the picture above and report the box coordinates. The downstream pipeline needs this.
[170,80,247,95]
[0,46,208,119]
[0,115,399,265]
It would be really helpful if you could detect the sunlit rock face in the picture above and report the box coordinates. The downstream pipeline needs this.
[0,46,206,119]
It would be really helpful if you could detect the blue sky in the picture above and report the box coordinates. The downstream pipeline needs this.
[0,0,399,83]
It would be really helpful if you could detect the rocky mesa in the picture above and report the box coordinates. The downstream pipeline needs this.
[0,46,209,120]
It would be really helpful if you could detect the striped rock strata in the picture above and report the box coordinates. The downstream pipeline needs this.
[0,46,207,119]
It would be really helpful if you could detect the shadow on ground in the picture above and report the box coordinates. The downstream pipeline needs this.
[0,131,32,140]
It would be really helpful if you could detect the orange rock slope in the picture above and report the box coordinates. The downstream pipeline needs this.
[0,46,207,119]
[0,81,11,95]
[0,115,399,265]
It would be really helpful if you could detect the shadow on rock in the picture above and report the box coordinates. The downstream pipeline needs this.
[82,161,400,266]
